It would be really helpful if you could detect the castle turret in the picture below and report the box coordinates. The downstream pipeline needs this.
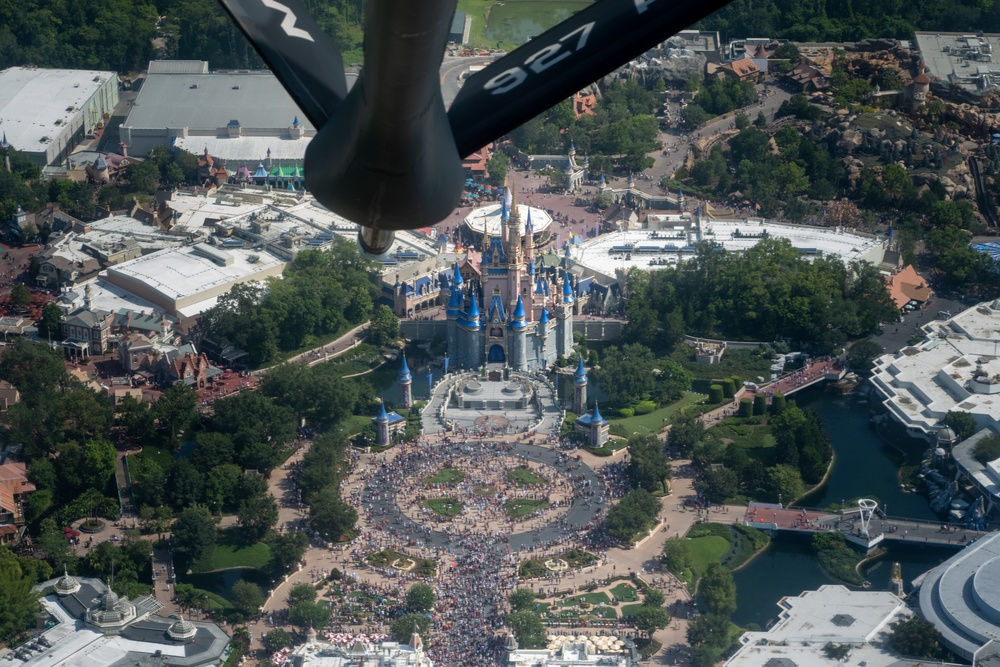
[509,294,528,371]
[398,354,412,409]
[374,401,390,447]
[446,262,464,367]
[589,402,608,447]
[555,272,575,358]
[459,293,483,368]
[573,356,588,414]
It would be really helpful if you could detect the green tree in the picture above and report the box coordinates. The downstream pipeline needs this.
[644,588,666,608]
[289,600,331,630]
[699,563,737,616]
[391,613,431,644]
[369,304,400,346]
[126,160,161,195]
[9,283,30,309]
[153,383,198,447]
[626,434,672,492]
[888,616,948,660]
[308,488,358,541]
[0,560,41,643]
[286,582,317,608]
[486,151,511,186]
[595,343,656,406]
[114,394,155,447]
[633,604,671,635]
[266,531,309,578]
[237,493,279,541]
[263,629,294,652]
[510,588,536,612]
[944,411,978,441]
[681,104,708,127]
[171,505,217,572]
[669,412,705,456]
[661,536,692,575]
[35,302,63,341]
[604,489,661,543]
[974,433,1000,464]
[505,610,547,649]
[36,519,73,570]
[230,580,265,618]
[405,583,435,613]
[766,464,805,503]
[847,339,884,371]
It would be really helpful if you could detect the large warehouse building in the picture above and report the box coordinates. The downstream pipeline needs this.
[120,61,323,165]
[0,67,119,166]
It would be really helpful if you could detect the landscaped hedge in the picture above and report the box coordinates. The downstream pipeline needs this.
[633,401,657,415]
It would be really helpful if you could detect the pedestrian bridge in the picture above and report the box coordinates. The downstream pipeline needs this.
[742,501,978,553]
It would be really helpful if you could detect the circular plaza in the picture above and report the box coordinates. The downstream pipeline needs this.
[362,440,606,553]
[464,202,553,238]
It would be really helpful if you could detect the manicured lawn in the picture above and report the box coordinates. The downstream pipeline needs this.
[341,414,373,437]
[507,467,547,486]
[560,591,611,607]
[192,529,271,573]
[366,549,437,576]
[620,603,645,618]
[424,498,463,517]
[592,607,618,619]
[609,583,639,602]
[687,535,731,581]
[609,391,707,436]
[424,468,466,485]
[504,498,547,518]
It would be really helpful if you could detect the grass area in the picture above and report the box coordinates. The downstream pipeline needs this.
[423,468,466,485]
[560,591,611,607]
[609,391,707,436]
[264,331,371,369]
[126,444,175,482]
[507,467,547,486]
[366,549,438,576]
[620,603,645,618]
[609,583,639,602]
[340,414,373,437]
[687,536,731,581]
[192,528,272,573]
[518,548,598,578]
[174,583,230,612]
[504,498,548,518]
[423,497,463,517]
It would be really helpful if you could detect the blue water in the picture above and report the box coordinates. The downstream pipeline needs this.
[178,567,272,601]
[732,387,953,628]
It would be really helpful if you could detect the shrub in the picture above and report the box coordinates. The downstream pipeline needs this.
[709,385,724,403]
[738,397,753,418]
[753,393,767,415]
[771,392,786,415]
[617,407,635,418]
[634,401,657,415]
[722,378,736,398]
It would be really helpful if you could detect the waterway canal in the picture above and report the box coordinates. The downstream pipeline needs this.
[732,387,956,627]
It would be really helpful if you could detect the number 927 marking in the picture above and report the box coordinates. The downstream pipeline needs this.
[483,22,595,95]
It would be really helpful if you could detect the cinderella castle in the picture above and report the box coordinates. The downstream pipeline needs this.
[446,187,574,372]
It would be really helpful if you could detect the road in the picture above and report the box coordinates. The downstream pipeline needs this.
[440,56,493,108]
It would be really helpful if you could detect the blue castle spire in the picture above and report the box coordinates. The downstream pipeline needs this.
[574,357,588,384]
[453,261,464,285]
[376,401,388,422]
[528,259,535,275]
[592,401,603,422]
[539,306,550,324]
[398,354,412,383]
[510,295,527,329]
[562,273,574,303]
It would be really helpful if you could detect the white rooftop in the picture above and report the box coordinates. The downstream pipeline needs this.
[0,67,116,155]
[871,300,1000,439]
[725,585,911,667]
[174,134,312,162]
[569,219,886,281]
[103,244,285,314]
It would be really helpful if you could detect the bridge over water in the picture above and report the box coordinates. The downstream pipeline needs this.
[742,501,980,553]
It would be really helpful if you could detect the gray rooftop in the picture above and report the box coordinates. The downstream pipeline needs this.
[124,70,314,131]
[914,32,1000,95]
